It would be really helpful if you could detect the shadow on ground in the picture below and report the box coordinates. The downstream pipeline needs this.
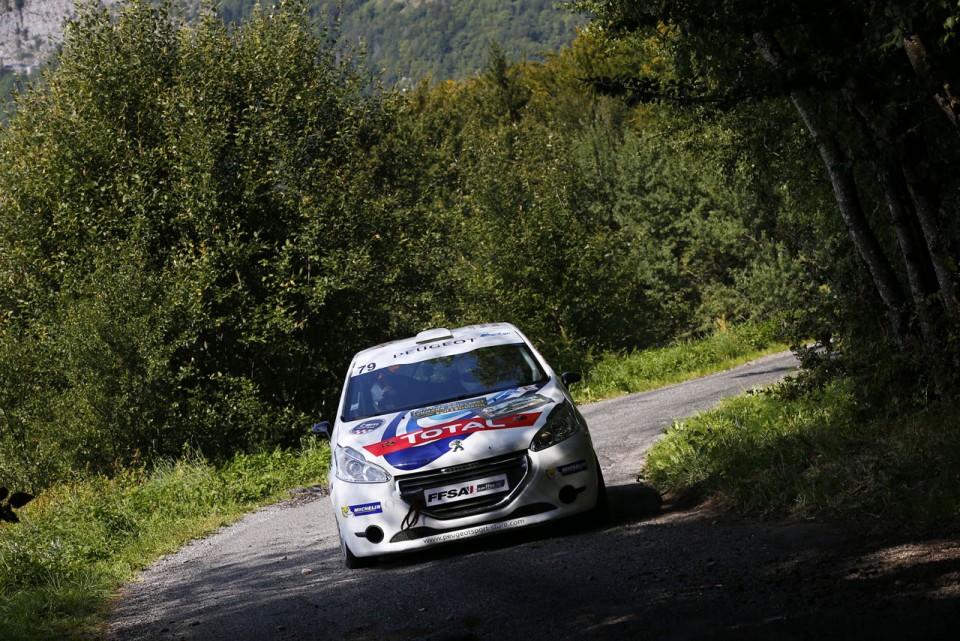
[111,482,960,641]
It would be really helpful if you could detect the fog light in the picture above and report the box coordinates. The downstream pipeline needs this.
[365,525,384,544]
[558,485,578,504]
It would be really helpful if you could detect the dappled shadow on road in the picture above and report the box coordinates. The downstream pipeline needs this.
[111,492,960,641]
[730,364,796,380]
[371,480,666,570]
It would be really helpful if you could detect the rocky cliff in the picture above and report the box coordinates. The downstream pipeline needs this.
[0,0,75,72]
[0,0,121,73]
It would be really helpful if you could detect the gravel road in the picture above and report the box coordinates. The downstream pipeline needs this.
[109,351,960,640]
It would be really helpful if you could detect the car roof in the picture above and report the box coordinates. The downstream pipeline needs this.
[352,323,525,365]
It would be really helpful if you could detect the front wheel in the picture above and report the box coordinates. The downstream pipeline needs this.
[567,457,609,531]
[337,524,376,569]
[592,456,609,521]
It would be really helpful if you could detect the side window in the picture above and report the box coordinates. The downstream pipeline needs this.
[520,349,543,382]
[348,385,362,416]
[345,371,377,420]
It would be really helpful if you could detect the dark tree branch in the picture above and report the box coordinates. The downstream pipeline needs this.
[0,487,35,524]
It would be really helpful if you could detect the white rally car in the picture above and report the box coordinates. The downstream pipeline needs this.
[314,323,606,568]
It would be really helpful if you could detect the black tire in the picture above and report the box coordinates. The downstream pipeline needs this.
[566,457,609,532]
[338,525,376,569]
[592,456,609,522]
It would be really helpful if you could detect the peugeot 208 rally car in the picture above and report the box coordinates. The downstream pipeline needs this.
[315,323,606,568]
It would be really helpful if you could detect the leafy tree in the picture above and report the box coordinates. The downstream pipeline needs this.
[0,1,805,491]
[319,0,587,86]
[404,38,785,362]
[571,0,960,396]
[0,67,26,121]
[0,0,442,487]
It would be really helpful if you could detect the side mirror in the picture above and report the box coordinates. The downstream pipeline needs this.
[311,421,332,440]
[560,372,582,387]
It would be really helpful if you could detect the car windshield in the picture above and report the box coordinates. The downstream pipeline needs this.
[343,343,548,421]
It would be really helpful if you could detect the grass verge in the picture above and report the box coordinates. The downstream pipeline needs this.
[572,321,788,404]
[0,441,330,640]
[644,379,960,532]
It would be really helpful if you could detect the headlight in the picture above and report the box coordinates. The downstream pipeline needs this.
[335,445,391,483]
[530,402,582,451]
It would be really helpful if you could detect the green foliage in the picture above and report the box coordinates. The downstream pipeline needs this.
[645,382,854,515]
[0,1,802,493]
[644,379,960,531]
[206,0,587,87]
[671,98,849,348]
[0,0,444,488]
[403,36,787,367]
[0,68,25,122]
[312,0,587,87]
[573,0,960,401]
[0,441,329,640]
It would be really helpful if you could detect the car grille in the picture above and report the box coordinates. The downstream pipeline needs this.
[395,451,529,520]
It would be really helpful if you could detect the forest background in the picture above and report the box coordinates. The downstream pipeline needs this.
[2,1,960,636]
[4,0,584,105]
[0,0,959,540]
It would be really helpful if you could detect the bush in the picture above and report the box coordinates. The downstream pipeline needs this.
[0,1,441,487]
[644,379,960,531]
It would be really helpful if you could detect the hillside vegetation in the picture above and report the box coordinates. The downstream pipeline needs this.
[0,68,18,106]
[0,0,954,524]
[2,1,959,636]
[0,0,799,492]
[220,0,587,86]
[1,0,584,111]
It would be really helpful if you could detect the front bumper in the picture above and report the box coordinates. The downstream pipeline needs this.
[329,430,601,558]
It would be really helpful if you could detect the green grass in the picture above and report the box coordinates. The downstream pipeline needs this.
[572,321,788,404]
[644,379,960,532]
[0,441,330,640]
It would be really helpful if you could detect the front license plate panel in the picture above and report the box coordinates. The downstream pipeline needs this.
[424,474,510,507]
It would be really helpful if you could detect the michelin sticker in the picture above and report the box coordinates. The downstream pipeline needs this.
[546,459,588,480]
[341,502,383,518]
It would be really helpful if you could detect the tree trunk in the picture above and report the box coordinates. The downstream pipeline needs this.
[844,77,960,322]
[897,134,960,319]
[842,76,956,394]
[843,81,941,337]
[753,30,910,337]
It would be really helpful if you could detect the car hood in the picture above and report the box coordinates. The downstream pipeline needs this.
[336,384,563,473]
